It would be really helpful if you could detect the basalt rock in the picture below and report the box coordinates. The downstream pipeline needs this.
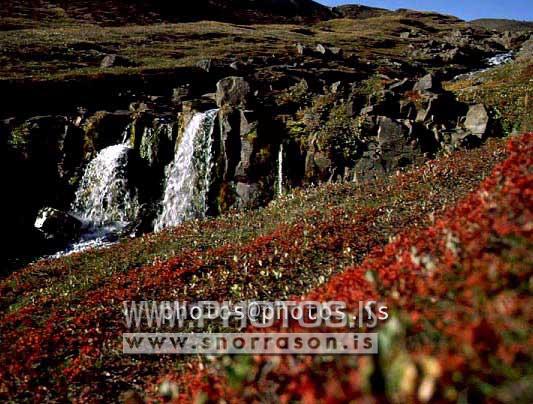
[464,104,490,137]
[100,54,133,68]
[413,74,442,92]
[82,110,131,157]
[216,77,252,109]
[34,207,82,241]
[235,182,263,210]
[517,35,533,60]
[377,116,423,172]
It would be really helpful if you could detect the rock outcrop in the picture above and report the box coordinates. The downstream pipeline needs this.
[34,207,82,241]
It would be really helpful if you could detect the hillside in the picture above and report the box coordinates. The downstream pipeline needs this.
[470,18,533,32]
[174,133,533,403]
[0,2,532,402]
[0,0,331,29]
[0,133,525,401]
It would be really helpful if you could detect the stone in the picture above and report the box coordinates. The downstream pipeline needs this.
[100,54,117,68]
[215,77,251,109]
[517,35,533,61]
[388,78,412,93]
[34,207,82,241]
[400,31,411,39]
[100,54,133,68]
[329,47,343,57]
[296,43,312,56]
[172,85,191,103]
[464,104,490,137]
[196,59,212,72]
[235,182,261,209]
[316,44,328,55]
[377,116,421,171]
[82,111,131,154]
[413,74,441,92]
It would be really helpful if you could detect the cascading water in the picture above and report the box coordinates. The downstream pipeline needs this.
[71,143,139,228]
[277,143,284,197]
[154,109,218,231]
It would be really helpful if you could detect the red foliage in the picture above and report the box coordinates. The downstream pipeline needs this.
[173,133,533,402]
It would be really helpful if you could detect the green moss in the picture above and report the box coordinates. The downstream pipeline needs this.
[245,129,258,143]
[8,123,30,151]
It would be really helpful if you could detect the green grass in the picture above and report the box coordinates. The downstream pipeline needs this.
[0,13,467,81]
[445,60,533,134]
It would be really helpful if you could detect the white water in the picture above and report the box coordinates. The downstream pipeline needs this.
[71,143,140,228]
[154,109,218,231]
[452,52,514,81]
[487,52,513,67]
[277,143,284,197]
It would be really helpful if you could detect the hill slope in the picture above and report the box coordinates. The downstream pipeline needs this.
[0,0,332,29]
[0,135,516,401]
[470,18,533,32]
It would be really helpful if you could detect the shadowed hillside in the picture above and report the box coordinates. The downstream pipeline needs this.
[0,0,332,29]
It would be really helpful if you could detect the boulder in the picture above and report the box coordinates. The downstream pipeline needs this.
[413,74,441,92]
[34,207,82,241]
[388,78,412,93]
[172,85,191,103]
[377,116,422,171]
[296,43,312,56]
[100,54,133,68]
[82,110,131,154]
[464,104,490,137]
[517,36,533,61]
[196,59,212,72]
[235,182,261,209]
[216,77,251,109]
[316,44,329,55]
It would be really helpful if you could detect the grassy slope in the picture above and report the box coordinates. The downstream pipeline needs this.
[0,136,511,401]
[0,0,331,30]
[0,14,464,81]
[470,18,533,32]
[446,60,533,134]
[178,133,532,404]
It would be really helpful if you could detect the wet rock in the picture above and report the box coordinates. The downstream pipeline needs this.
[216,77,251,109]
[172,85,191,103]
[34,207,82,241]
[464,104,490,137]
[82,110,131,154]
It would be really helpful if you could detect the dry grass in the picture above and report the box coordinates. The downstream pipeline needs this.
[0,13,466,81]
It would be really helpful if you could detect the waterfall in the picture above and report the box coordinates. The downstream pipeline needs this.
[277,143,284,197]
[71,143,139,228]
[154,109,218,231]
